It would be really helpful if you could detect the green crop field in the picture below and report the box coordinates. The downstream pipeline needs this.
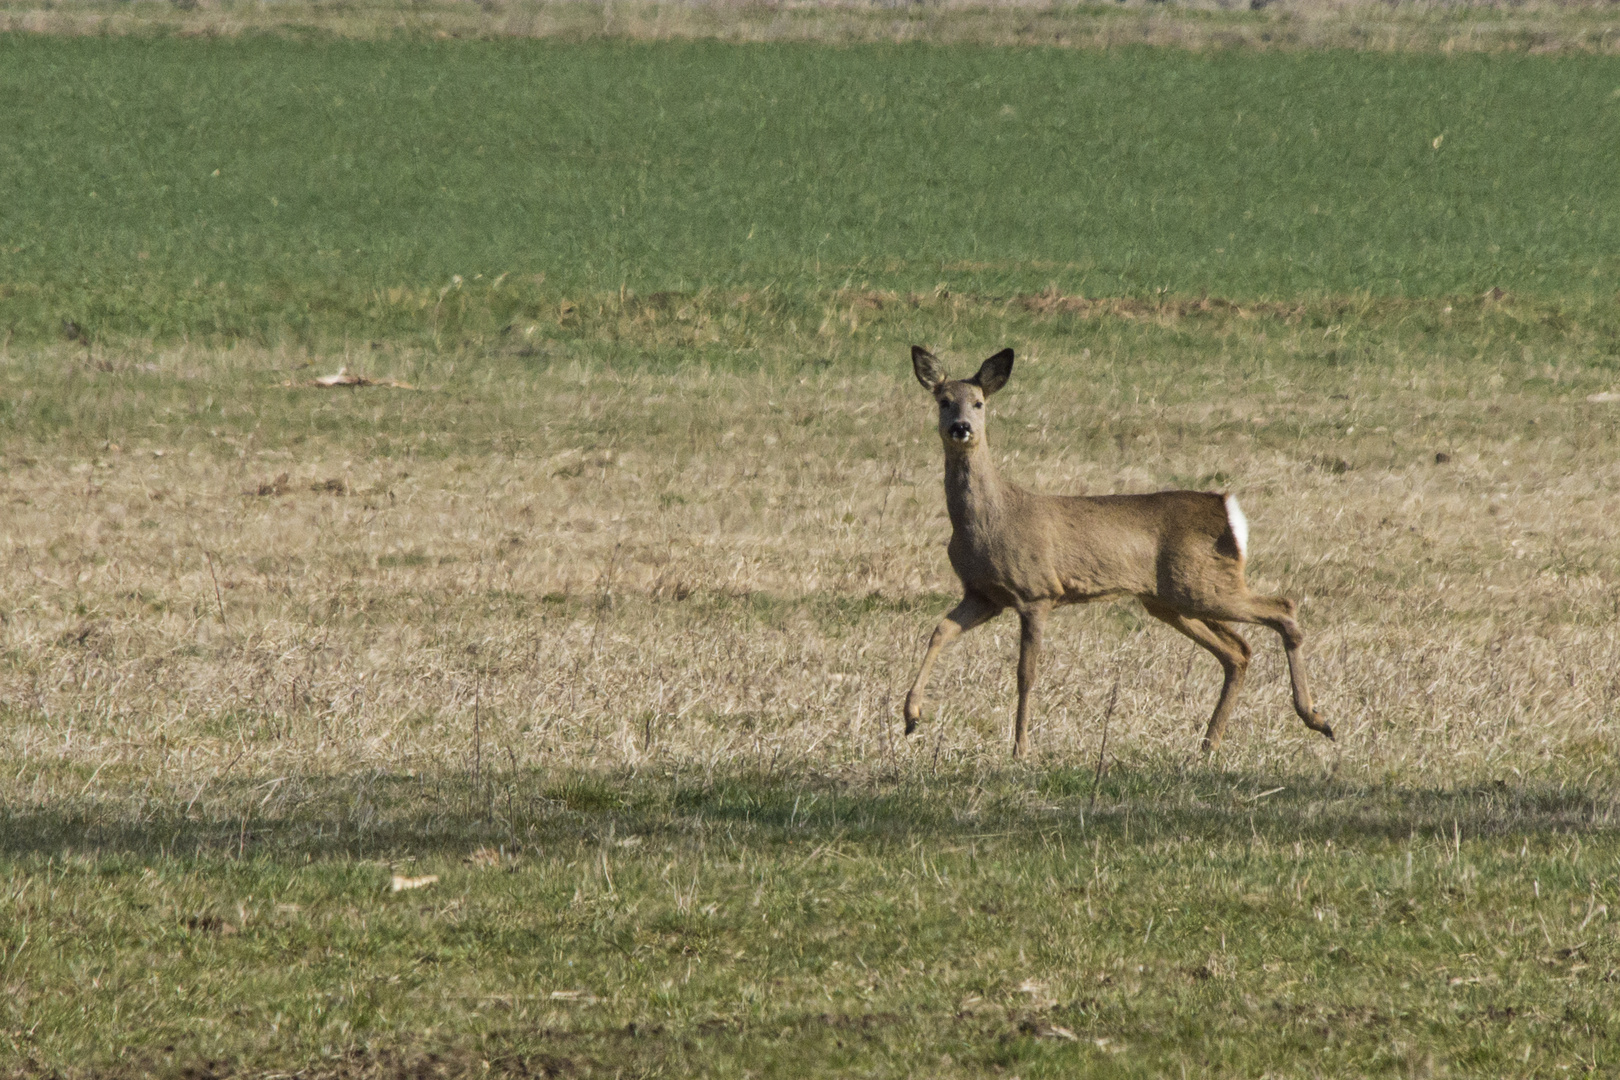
[2,35,1619,348]
[4,8,1620,1078]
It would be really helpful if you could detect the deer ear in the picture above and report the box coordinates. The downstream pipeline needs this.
[911,346,948,391]
[971,348,1014,396]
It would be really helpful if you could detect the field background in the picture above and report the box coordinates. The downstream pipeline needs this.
[3,35,1620,346]
[4,6,1620,1078]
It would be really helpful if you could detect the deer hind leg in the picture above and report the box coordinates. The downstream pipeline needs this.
[904,593,1002,735]
[1144,603,1250,753]
[1013,603,1052,759]
[1205,594,1334,743]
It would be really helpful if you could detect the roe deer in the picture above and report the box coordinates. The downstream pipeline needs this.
[902,345,1334,757]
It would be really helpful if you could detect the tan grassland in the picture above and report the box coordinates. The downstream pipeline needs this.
[3,296,1618,837]
[3,0,1619,54]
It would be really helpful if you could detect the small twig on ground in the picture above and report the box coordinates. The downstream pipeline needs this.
[879,692,896,778]
[473,668,482,802]
[281,366,416,389]
[204,551,228,633]
[1089,673,1120,811]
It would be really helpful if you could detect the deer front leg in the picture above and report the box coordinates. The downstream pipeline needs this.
[1013,604,1051,759]
[904,593,1002,735]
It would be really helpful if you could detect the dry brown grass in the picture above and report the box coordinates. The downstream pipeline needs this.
[3,0,1619,54]
[4,305,1618,834]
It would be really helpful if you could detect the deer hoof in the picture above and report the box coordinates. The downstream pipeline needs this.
[902,696,923,734]
[1303,712,1335,741]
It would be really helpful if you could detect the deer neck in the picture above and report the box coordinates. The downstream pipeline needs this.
[943,439,1008,536]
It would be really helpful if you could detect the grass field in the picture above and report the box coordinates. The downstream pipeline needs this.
[4,14,1620,1079]
[6,296,1620,1075]
[2,36,1619,348]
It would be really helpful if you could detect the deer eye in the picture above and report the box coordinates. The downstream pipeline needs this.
[973,401,983,409]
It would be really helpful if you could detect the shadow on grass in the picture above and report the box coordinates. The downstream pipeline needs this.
[3,764,1616,862]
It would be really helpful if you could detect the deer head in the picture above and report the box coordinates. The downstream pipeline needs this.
[911,346,1014,452]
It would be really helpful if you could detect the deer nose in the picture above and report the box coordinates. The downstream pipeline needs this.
[947,421,973,441]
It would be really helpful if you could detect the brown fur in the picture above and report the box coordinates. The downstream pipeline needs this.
[903,345,1334,757]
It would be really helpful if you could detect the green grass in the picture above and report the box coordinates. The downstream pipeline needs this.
[2,37,1619,346]
[6,768,1620,1077]
[2,290,1617,452]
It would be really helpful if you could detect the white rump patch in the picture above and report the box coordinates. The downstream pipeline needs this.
[1224,494,1249,559]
